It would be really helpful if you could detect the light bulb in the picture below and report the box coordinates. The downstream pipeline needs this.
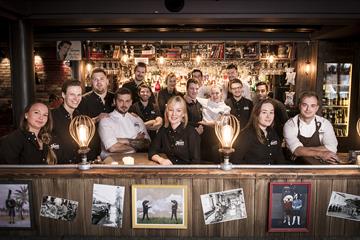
[304,61,311,75]
[221,125,234,148]
[121,54,128,63]
[196,54,201,64]
[86,63,93,72]
[77,124,89,147]
[268,55,275,64]
[159,56,165,64]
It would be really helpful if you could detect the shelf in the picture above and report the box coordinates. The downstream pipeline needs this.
[322,105,349,108]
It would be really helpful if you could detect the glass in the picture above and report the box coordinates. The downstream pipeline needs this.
[322,63,352,137]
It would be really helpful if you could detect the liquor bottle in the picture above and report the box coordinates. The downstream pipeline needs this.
[155,80,161,92]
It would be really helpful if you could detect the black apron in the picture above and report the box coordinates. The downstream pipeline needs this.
[295,117,322,164]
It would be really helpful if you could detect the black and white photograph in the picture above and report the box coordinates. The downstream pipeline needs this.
[200,188,247,225]
[0,181,33,229]
[40,196,78,221]
[56,40,82,61]
[327,191,360,221]
[91,183,125,228]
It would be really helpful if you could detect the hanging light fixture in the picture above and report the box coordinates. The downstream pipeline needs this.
[215,113,240,170]
[69,115,96,170]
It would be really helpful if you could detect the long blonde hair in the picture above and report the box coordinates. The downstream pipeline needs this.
[164,96,188,128]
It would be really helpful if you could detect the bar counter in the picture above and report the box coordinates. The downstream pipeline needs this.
[0,153,359,238]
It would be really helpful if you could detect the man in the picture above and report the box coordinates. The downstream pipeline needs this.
[283,91,338,164]
[57,41,72,61]
[77,68,115,160]
[225,64,251,100]
[98,87,150,159]
[184,79,203,135]
[255,81,289,140]
[52,80,82,164]
[170,200,178,222]
[122,62,148,103]
[191,69,209,98]
[142,200,151,221]
[225,78,253,129]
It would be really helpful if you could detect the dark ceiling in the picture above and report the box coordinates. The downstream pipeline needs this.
[0,0,360,41]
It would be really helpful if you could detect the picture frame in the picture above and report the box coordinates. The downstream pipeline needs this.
[132,184,187,229]
[326,191,360,221]
[268,182,311,232]
[0,180,34,229]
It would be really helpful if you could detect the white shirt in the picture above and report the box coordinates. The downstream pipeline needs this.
[283,114,338,153]
[197,98,231,122]
[98,110,150,158]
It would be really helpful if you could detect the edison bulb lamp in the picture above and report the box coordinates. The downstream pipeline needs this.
[215,113,240,170]
[69,115,95,170]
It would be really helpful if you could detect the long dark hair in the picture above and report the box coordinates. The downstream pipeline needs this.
[245,98,275,144]
[20,102,57,164]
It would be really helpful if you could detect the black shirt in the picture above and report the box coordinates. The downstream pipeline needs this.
[77,91,115,117]
[51,105,80,164]
[225,97,253,129]
[77,90,115,160]
[129,101,162,140]
[273,99,289,140]
[186,100,203,128]
[122,80,142,103]
[157,89,183,116]
[148,123,201,164]
[0,129,48,164]
[232,126,285,164]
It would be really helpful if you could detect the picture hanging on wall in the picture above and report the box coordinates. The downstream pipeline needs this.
[40,195,78,221]
[200,188,247,225]
[91,183,125,228]
[268,182,311,232]
[326,191,360,221]
[132,184,187,229]
[0,180,34,229]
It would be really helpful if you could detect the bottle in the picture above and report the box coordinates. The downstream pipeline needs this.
[155,80,161,92]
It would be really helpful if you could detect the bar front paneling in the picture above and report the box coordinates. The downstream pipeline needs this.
[0,166,359,238]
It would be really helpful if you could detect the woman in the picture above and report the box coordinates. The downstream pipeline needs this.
[157,73,182,116]
[232,98,285,164]
[0,102,57,164]
[197,85,231,163]
[148,96,201,165]
[130,84,163,140]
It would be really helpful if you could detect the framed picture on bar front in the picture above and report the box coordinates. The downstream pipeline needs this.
[0,180,34,229]
[268,182,311,232]
[132,184,187,229]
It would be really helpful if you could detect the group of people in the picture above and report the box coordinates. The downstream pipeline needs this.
[0,62,339,165]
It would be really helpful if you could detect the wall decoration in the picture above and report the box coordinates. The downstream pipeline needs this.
[56,41,82,61]
[200,188,247,225]
[0,181,33,229]
[40,196,78,221]
[326,191,360,221]
[91,183,125,228]
[132,184,187,229]
[268,182,311,232]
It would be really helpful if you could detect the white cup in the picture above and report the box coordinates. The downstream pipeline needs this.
[122,156,135,165]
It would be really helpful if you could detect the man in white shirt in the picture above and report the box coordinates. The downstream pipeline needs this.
[98,87,150,159]
[283,91,338,164]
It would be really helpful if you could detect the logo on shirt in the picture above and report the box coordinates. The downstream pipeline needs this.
[270,140,278,146]
[50,143,60,150]
[150,111,156,114]
[244,106,249,110]
[175,140,185,146]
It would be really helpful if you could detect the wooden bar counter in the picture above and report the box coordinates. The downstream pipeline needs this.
[0,153,359,239]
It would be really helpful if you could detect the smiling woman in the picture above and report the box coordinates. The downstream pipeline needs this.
[0,102,56,165]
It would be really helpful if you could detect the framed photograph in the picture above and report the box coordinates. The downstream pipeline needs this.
[0,180,33,229]
[91,184,125,228]
[200,188,247,225]
[40,196,78,221]
[268,182,311,232]
[56,40,82,61]
[132,184,187,229]
[326,191,360,221]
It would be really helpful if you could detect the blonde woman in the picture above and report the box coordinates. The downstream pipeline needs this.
[157,73,182,116]
[148,96,201,165]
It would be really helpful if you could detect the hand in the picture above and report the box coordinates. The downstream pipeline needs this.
[136,132,146,139]
[158,158,173,165]
[130,112,139,118]
[117,138,130,145]
[195,125,204,135]
[319,151,339,164]
[183,94,193,104]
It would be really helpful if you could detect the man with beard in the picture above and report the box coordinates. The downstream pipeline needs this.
[77,68,115,160]
[122,62,149,103]
[98,88,150,159]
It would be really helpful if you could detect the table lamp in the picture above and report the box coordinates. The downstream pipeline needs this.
[215,113,240,170]
[69,115,95,170]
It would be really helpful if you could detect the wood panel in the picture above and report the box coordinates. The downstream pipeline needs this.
[0,168,360,238]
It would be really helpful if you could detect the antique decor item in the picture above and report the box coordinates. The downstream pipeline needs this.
[69,115,95,170]
[215,113,240,170]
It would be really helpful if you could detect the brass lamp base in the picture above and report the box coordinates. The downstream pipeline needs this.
[219,148,234,171]
[78,147,91,171]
